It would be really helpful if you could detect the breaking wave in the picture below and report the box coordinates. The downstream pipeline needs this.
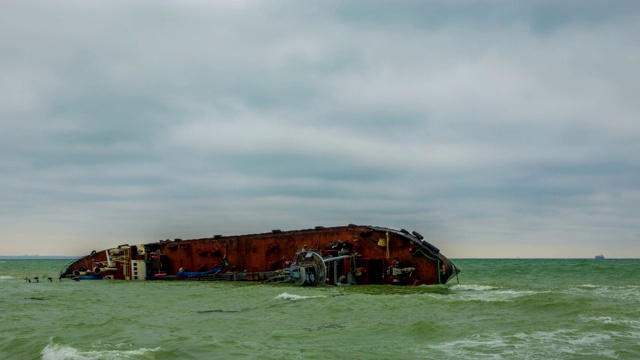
[582,316,640,329]
[448,284,540,302]
[274,292,326,301]
[450,284,498,291]
[577,284,600,288]
[566,284,640,301]
[423,329,620,358]
[0,275,14,280]
[41,343,160,360]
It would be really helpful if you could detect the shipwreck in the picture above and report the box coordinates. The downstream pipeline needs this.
[60,224,460,286]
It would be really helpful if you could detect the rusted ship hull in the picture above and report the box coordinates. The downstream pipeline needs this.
[60,224,460,286]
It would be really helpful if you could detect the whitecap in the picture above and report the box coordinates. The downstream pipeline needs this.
[460,291,538,302]
[41,343,160,360]
[450,284,497,291]
[567,333,612,346]
[425,329,618,358]
[577,284,600,288]
[582,316,640,329]
[0,275,14,280]
[513,329,615,355]
[450,286,539,302]
[274,292,326,301]
[567,285,640,301]
[424,337,510,358]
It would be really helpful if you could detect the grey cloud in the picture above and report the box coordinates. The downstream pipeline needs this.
[1,1,639,257]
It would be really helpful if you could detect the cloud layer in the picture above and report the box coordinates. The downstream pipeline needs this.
[1,1,639,257]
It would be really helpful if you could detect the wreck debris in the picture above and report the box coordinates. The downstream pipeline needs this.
[60,224,459,286]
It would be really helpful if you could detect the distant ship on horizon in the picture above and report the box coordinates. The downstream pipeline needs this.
[595,254,605,259]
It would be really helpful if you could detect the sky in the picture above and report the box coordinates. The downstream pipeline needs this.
[1,1,639,258]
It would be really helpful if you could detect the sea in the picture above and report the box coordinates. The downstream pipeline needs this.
[1,258,639,360]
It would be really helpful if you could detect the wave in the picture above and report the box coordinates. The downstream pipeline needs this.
[450,284,498,291]
[582,316,640,329]
[41,343,160,360]
[452,283,640,303]
[566,285,640,301]
[448,284,540,302]
[0,275,14,280]
[274,292,326,301]
[423,329,619,358]
[577,284,600,288]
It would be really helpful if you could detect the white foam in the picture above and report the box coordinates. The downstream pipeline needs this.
[458,291,538,302]
[425,329,618,358]
[450,285,539,302]
[41,343,160,360]
[567,333,612,346]
[424,336,510,358]
[567,285,640,302]
[582,316,640,329]
[513,329,615,356]
[450,284,497,291]
[577,284,600,288]
[0,275,14,280]
[274,292,326,301]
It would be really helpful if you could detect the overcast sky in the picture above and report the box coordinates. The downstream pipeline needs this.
[1,1,639,258]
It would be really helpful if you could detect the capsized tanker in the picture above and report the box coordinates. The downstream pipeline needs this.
[60,224,460,286]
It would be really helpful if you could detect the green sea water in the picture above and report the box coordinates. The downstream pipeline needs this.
[1,258,639,359]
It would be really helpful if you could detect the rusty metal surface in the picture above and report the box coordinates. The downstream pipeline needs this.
[61,224,459,285]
